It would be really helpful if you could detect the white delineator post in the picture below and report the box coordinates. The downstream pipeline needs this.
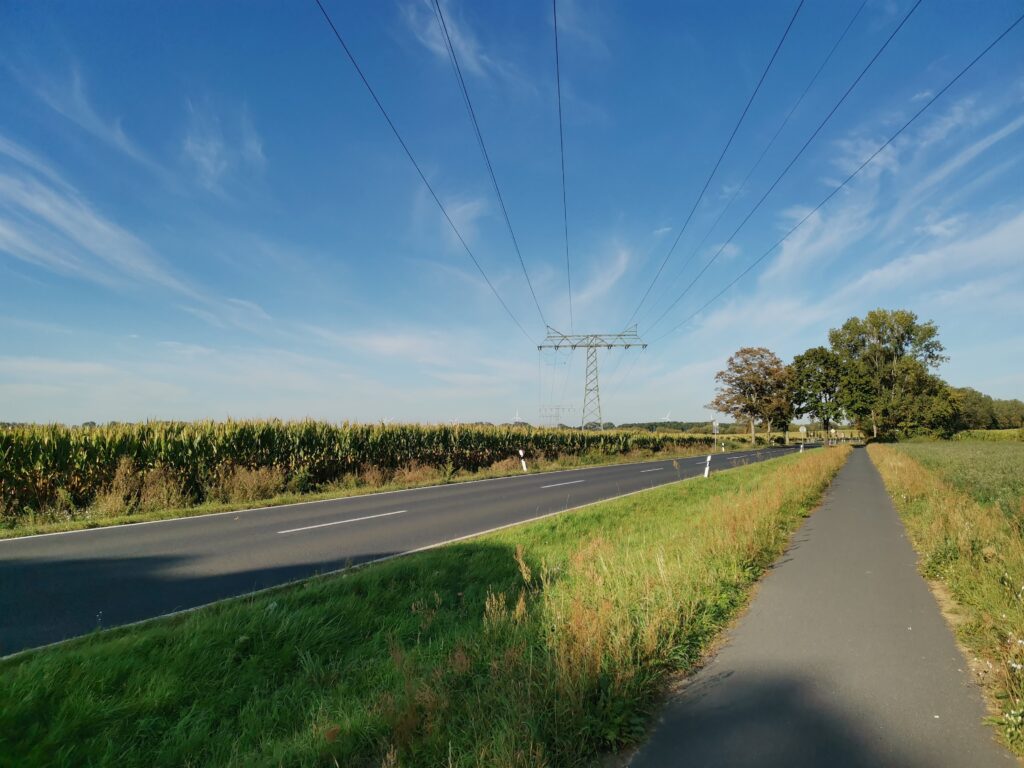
[800,443,804,453]
[704,455,711,478]
[519,448,528,473]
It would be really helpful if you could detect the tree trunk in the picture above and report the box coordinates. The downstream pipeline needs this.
[750,418,755,445]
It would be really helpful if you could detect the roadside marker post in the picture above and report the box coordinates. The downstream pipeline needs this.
[518,449,528,473]
[800,443,804,453]
[704,455,711,478]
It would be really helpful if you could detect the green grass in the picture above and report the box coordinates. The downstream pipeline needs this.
[953,428,1024,442]
[869,442,1024,753]
[1,443,740,540]
[894,441,1024,519]
[0,447,848,768]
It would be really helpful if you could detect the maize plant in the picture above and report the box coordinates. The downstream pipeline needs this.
[0,421,715,522]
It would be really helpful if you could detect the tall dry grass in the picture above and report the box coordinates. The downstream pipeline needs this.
[868,444,1024,752]
[471,446,851,762]
[1,448,849,767]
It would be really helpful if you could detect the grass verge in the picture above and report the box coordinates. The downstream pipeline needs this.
[867,442,1024,754]
[1,444,738,540]
[0,447,849,767]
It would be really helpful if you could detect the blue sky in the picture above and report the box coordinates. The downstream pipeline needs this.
[1,0,1023,426]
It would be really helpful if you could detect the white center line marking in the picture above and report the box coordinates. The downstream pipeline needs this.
[278,510,407,534]
[541,479,585,489]
[640,467,664,473]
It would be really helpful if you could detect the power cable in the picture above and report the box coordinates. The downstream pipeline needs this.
[553,0,573,330]
[653,8,1024,343]
[431,0,548,327]
[312,0,534,342]
[639,0,867,326]
[626,0,806,326]
[646,0,924,334]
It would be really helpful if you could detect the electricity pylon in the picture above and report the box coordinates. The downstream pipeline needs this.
[537,325,647,429]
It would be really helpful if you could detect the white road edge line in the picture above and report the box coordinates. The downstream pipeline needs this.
[640,467,664,473]
[0,447,815,661]
[0,451,732,543]
[540,479,585,489]
[278,510,406,534]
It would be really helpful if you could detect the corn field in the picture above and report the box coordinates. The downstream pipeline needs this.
[0,421,715,522]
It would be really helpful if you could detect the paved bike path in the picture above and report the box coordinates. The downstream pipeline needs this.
[631,447,1014,767]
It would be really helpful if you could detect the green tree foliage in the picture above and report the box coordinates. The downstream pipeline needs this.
[953,388,1024,430]
[791,346,844,434]
[828,309,949,438]
[707,347,791,442]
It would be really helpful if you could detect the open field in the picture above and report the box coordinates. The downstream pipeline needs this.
[868,442,1024,753]
[0,421,722,538]
[894,441,1024,518]
[0,447,849,767]
[953,428,1024,442]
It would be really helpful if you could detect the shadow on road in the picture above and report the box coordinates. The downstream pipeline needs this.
[631,671,923,768]
[0,548,403,655]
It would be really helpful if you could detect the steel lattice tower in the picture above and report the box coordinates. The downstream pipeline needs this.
[537,325,646,429]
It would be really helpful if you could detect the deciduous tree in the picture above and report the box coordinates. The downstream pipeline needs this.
[707,347,790,443]
[828,309,947,438]
[791,346,844,438]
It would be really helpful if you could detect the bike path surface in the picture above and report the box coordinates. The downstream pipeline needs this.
[0,445,805,655]
[631,446,1014,768]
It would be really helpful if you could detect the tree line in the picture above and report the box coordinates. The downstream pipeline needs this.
[708,308,1023,441]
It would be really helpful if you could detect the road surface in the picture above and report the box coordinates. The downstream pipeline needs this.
[630,447,1013,768]
[0,445,807,655]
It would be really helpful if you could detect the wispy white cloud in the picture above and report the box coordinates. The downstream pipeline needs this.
[759,193,875,285]
[240,109,266,171]
[27,65,164,175]
[0,135,75,193]
[710,242,741,260]
[444,194,488,247]
[0,356,113,377]
[552,0,610,58]
[831,135,900,180]
[0,133,286,340]
[842,208,1024,300]
[573,246,630,308]
[0,136,195,294]
[182,100,267,192]
[400,0,517,81]
[882,110,1024,235]
[302,324,453,367]
[182,100,229,191]
[179,298,273,333]
[914,213,964,239]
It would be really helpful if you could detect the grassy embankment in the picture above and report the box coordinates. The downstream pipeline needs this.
[0,447,849,767]
[868,441,1024,752]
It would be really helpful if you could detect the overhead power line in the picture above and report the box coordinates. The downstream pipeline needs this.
[430,0,548,328]
[654,8,1024,343]
[312,0,534,342]
[639,0,867,327]
[626,0,806,326]
[552,0,573,330]
[646,0,924,334]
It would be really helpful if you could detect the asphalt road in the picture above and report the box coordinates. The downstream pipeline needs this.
[630,447,1013,768]
[0,445,808,655]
